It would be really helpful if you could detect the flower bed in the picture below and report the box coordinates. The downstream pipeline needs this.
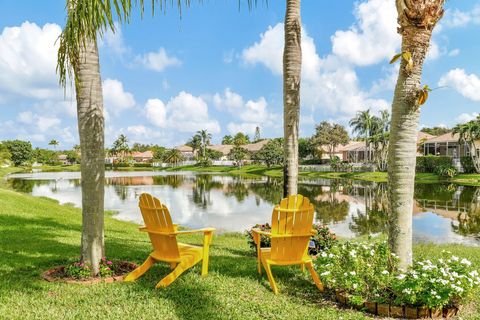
[316,241,479,318]
[42,258,137,284]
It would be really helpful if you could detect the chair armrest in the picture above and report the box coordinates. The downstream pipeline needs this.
[252,228,272,237]
[174,227,215,235]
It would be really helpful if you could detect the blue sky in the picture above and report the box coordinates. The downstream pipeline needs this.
[0,0,479,149]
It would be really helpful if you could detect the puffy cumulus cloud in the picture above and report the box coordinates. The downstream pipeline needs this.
[102,79,135,115]
[241,23,321,80]
[99,22,127,55]
[438,69,480,102]
[126,125,167,144]
[145,91,221,134]
[2,111,76,144]
[0,22,62,99]
[213,88,244,111]
[457,112,479,124]
[331,0,399,66]
[241,21,389,119]
[212,88,280,135]
[136,48,181,72]
[227,122,259,136]
[145,99,167,127]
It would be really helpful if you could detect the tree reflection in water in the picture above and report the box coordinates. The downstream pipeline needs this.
[191,174,223,209]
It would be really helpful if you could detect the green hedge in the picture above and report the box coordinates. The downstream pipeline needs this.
[416,156,452,173]
[460,156,477,173]
[133,163,152,167]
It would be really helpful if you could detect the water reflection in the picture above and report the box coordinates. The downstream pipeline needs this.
[6,171,480,245]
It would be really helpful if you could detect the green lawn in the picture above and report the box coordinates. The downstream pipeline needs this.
[1,168,480,319]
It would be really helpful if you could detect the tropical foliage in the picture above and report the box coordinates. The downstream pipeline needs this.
[311,121,349,159]
[453,116,480,173]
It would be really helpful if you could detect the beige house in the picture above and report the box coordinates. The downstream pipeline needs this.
[175,145,195,160]
[131,151,153,163]
[422,132,480,158]
[207,139,270,160]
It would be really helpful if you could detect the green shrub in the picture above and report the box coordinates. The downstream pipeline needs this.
[196,158,212,167]
[416,156,452,173]
[435,164,458,178]
[315,241,480,308]
[133,163,152,167]
[461,156,477,174]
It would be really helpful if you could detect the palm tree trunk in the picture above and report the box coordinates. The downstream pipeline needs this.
[388,26,434,270]
[283,0,301,197]
[75,35,105,275]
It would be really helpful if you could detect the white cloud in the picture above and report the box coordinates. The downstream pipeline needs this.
[227,122,259,136]
[145,91,220,134]
[0,22,62,99]
[100,22,126,55]
[448,49,460,57]
[137,48,181,72]
[442,5,480,28]
[438,68,480,102]
[331,0,399,66]
[102,78,135,115]
[17,111,34,124]
[37,116,61,132]
[241,21,390,119]
[145,99,167,127]
[457,112,479,124]
[213,88,244,111]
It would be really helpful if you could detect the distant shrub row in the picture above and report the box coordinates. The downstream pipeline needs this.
[416,156,452,173]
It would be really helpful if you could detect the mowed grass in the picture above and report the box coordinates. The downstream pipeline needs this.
[0,187,371,320]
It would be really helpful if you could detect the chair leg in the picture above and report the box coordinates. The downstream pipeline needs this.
[262,260,279,294]
[156,260,192,288]
[201,233,213,276]
[306,261,324,292]
[169,262,177,270]
[124,256,155,282]
[300,263,305,273]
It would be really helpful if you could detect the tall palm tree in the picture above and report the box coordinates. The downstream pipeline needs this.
[387,0,445,269]
[350,110,375,162]
[111,134,130,162]
[187,134,202,157]
[453,119,480,173]
[57,0,132,275]
[196,129,212,158]
[49,139,59,151]
[283,0,302,197]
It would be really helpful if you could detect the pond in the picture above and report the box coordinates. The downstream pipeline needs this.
[6,171,480,245]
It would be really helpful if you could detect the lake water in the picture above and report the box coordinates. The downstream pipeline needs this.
[6,171,480,245]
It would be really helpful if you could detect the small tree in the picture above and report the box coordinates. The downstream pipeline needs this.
[65,150,80,164]
[252,139,284,167]
[151,145,167,161]
[229,145,249,167]
[221,135,233,145]
[312,122,349,159]
[164,149,184,166]
[233,132,250,146]
[453,118,480,173]
[298,137,316,160]
[0,142,12,165]
[3,140,33,166]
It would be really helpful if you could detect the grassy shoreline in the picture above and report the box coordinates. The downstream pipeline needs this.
[8,164,480,185]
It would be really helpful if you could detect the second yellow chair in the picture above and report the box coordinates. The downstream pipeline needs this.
[252,194,324,294]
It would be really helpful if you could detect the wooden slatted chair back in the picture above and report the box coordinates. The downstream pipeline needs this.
[270,194,314,262]
[138,193,180,260]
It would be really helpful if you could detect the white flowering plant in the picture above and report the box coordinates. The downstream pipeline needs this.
[316,240,398,305]
[392,251,480,308]
[315,242,479,309]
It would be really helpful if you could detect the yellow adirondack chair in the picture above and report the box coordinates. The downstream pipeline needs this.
[124,193,215,288]
[252,194,324,294]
